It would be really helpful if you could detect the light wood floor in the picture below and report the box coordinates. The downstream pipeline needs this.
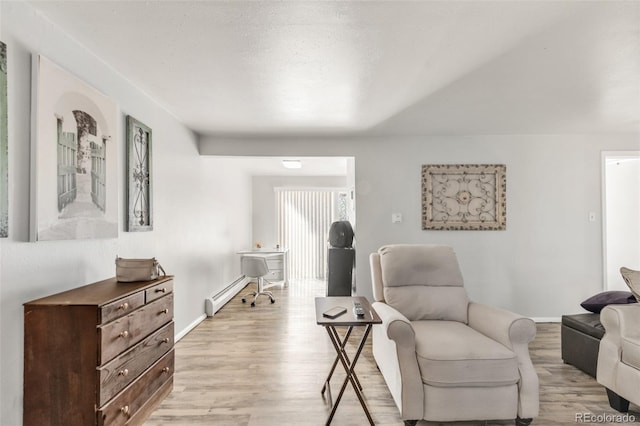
[145,281,639,426]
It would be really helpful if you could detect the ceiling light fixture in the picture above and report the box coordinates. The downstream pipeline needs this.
[282,159,302,169]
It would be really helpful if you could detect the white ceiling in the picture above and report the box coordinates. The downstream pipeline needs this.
[206,156,349,176]
[26,0,640,137]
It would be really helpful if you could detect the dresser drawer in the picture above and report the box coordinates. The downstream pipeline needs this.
[98,294,174,364]
[264,270,283,281]
[97,350,174,426]
[126,378,173,426]
[265,259,283,269]
[100,293,145,324]
[98,322,174,406]
[145,280,173,303]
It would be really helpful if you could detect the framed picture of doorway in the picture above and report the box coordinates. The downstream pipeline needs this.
[30,54,119,241]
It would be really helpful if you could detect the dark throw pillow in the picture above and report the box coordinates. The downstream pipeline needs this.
[580,291,638,313]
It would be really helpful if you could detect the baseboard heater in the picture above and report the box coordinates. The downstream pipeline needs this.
[205,276,250,317]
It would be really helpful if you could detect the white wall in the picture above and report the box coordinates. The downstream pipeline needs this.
[200,133,640,319]
[251,175,347,249]
[0,3,252,424]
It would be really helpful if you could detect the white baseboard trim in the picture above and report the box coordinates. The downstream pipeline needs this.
[175,314,207,342]
[532,317,561,323]
[205,276,250,317]
[176,277,250,343]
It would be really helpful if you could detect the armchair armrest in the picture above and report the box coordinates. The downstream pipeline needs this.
[371,301,423,420]
[468,302,539,419]
[373,301,415,345]
[468,302,536,349]
[600,304,640,341]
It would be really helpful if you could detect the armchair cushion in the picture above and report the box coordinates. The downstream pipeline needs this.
[379,244,464,287]
[413,321,519,387]
[378,244,469,322]
[384,286,469,323]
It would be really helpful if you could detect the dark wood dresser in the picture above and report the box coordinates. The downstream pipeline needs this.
[24,276,175,426]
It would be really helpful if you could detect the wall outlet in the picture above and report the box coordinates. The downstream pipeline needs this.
[392,213,402,223]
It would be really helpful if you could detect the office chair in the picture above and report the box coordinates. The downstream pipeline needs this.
[241,256,276,306]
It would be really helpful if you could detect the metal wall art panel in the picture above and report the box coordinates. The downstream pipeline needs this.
[126,115,153,232]
[422,164,506,230]
[30,54,118,241]
[0,41,7,238]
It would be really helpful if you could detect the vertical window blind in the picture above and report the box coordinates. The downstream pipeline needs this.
[276,189,336,280]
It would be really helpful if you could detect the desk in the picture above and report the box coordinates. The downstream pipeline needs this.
[237,249,289,287]
[315,296,382,425]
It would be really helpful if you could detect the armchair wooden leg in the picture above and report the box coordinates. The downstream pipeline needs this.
[606,388,630,412]
[515,417,532,426]
[403,421,418,426]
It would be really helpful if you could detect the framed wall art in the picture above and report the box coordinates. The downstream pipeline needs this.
[422,164,506,230]
[0,41,7,238]
[30,54,118,241]
[126,115,153,232]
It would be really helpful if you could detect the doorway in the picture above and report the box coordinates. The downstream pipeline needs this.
[602,152,640,290]
[248,156,355,285]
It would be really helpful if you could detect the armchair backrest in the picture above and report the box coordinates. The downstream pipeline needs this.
[370,244,469,323]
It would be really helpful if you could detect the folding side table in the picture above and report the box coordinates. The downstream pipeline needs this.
[315,296,382,425]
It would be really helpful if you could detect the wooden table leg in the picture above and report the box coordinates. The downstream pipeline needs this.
[321,326,363,397]
[323,325,374,425]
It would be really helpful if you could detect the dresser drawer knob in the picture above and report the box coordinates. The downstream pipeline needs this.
[119,330,129,339]
[155,287,167,293]
[162,367,171,374]
[162,338,170,344]
[118,368,129,377]
[118,302,129,310]
[160,308,169,314]
[120,405,130,415]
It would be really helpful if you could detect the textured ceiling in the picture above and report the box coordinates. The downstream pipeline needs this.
[27,0,640,136]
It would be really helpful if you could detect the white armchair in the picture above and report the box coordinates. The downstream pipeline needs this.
[370,244,539,425]
[597,303,640,412]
